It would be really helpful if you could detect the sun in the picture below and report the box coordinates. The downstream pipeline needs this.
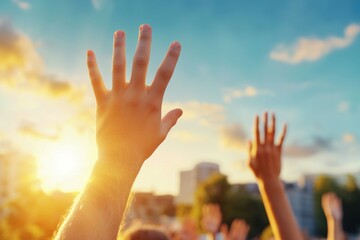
[37,142,91,193]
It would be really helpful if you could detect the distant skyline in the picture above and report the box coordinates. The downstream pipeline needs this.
[0,0,360,194]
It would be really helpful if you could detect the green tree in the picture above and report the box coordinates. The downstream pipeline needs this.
[314,175,341,236]
[341,174,360,234]
[0,190,76,239]
[176,204,193,219]
[193,173,230,230]
[193,173,268,238]
[313,174,360,236]
[223,186,268,238]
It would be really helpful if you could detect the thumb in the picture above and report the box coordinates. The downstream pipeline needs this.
[160,108,183,139]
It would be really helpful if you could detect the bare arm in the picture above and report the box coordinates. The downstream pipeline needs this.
[55,24,182,240]
[247,113,302,240]
[322,192,346,240]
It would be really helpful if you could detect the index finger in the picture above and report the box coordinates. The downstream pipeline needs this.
[150,41,181,100]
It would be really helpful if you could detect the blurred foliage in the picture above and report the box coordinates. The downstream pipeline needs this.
[0,189,76,240]
[176,204,193,219]
[223,186,268,238]
[193,173,268,238]
[314,174,360,237]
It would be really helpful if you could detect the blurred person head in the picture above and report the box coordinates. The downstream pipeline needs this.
[120,224,170,240]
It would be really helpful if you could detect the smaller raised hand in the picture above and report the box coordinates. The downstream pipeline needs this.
[322,192,345,240]
[248,112,287,182]
[322,192,343,221]
[201,204,222,235]
[246,113,302,240]
[220,219,249,240]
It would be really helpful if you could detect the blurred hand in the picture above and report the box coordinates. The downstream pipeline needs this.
[322,192,343,221]
[248,112,287,182]
[220,219,249,240]
[201,204,222,234]
[87,24,182,164]
[179,217,198,240]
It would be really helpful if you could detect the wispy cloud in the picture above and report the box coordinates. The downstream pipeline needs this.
[338,101,350,112]
[0,19,83,102]
[223,86,273,103]
[220,123,248,150]
[91,0,106,10]
[223,86,257,103]
[164,101,225,127]
[284,137,332,158]
[343,133,355,143]
[65,107,96,134]
[172,130,202,143]
[270,23,360,64]
[19,122,60,141]
[12,0,30,10]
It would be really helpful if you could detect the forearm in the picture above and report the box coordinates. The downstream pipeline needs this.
[55,154,142,240]
[327,218,345,240]
[258,178,303,240]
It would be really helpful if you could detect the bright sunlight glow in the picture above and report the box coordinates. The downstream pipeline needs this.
[37,142,91,193]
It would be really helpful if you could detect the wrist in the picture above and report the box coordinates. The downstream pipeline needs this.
[257,177,283,197]
[257,176,281,187]
[327,217,342,225]
[98,148,143,168]
[92,150,143,183]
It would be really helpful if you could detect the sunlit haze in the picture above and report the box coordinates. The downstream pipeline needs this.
[0,0,360,195]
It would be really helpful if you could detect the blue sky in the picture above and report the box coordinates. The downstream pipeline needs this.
[0,0,360,194]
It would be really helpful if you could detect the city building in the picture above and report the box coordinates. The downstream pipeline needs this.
[177,162,220,205]
[285,174,316,235]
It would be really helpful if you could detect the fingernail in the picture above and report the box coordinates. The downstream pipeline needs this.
[140,24,151,31]
[177,109,183,118]
[114,30,125,38]
[87,50,94,59]
[170,41,181,50]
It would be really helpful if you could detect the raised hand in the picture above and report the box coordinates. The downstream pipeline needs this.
[179,217,198,240]
[87,24,182,164]
[322,192,343,221]
[248,112,287,181]
[56,25,182,240]
[201,204,222,235]
[220,219,249,240]
[322,192,345,240]
[246,113,302,240]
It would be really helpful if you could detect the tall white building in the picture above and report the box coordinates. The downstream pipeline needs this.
[286,174,316,235]
[177,162,220,205]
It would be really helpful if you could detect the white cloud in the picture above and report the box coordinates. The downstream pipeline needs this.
[164,101,225,127]
[12,0,30,10]
[270,23,360,64]
[223,86,272,103]
[338,101,350,112]
[91,0,106,9]
[0,19,83,102]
